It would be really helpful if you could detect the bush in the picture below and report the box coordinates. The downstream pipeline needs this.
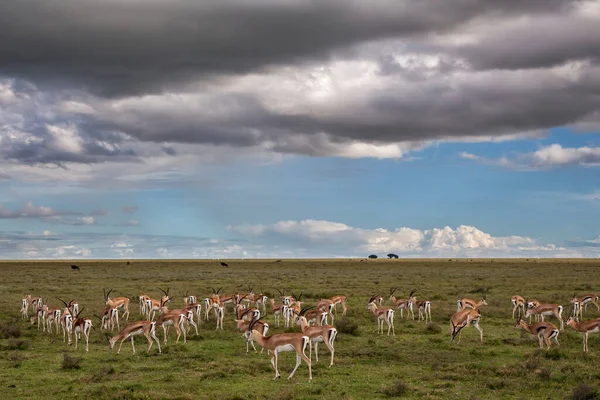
[0,322,21,339]
[381,380,409,397]
[571,384,599,400]
[424,323,441,334]
[335,317,359,336]
[62,354,81,370]
[5,339,30,351]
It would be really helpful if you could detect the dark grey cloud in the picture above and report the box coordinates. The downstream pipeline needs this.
[0,0,598,170]
[0,0,574,96]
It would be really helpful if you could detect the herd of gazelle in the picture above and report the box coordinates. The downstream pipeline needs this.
[18,287,600,381]
[19,288,346,381]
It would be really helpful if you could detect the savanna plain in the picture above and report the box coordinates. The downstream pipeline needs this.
[1,258,600,400]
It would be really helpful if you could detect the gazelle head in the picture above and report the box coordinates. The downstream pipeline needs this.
[389,287,397,300]
[104,288,114,305]
[158,288,171,307]
[295,305,315,325]
[514,317,527,330]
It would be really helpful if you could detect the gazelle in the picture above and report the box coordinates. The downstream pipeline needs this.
[109,320,162,355]
[525,302,564,331]
[304,308,330,326]
[275,288,295,306]
[295,306,338,367]
[566,317,600,353]
[215,302,225,330]
[389,288,415,320]
[457,291,488,312]
[572,293,600,316]
[70,308,93,352]
[316,298,336,322]
[99,304,120,331]
[414,298,432,323]
[367,295,395,336]
[254,294,269,315]
[526,299,541,323]
[511,295,526,319]
[44,305,62,334]
[145,288,171,321]
[104,288,130,321]
[514,318,559,350]
[234,318,269,353]
[269,298,289,327]
[156,306,188,345]
[244,318,312,381]
[570,295,583,322]
[139,294,150,315]
[449,308,482,344]
[21,295,31,319]
[329,295,348,316]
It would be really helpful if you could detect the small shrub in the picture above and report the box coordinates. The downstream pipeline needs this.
[0,322,21,339]
[544,348,563,360]
[523,353,540,371]
[487,380,507,390]
[381,380,409,397]
[5,339,30,350]
[424,323,441,334]
[537,368,551,381]
[62,354,81,370]
[571,384,599,400]
[335,317,359,336]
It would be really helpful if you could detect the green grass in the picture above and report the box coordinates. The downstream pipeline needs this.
[1,258,600,399]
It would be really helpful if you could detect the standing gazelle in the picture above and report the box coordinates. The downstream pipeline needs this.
[389,288,415,320]
[104,288,130,322]
[566,317,600,353]
[367,295,395,336]
[457,290,488,312]
[244,318,312,381]
[511,295,526,319]
[295,306,338,367]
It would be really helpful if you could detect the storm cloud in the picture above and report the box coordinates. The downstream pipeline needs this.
[0,0,598,170]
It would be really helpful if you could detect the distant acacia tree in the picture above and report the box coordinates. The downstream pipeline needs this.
[387,253,399,259]
[368,254,378,259]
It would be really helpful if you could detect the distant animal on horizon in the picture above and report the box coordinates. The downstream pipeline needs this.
[71,265,80,271]
[220,262,229,268]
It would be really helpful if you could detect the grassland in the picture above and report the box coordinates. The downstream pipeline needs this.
[1,258,600,400]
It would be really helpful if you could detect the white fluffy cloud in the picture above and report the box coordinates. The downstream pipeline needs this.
[461,144,600,170]
[228,219,581,257]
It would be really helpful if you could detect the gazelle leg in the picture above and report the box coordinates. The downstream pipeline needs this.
[474,322,483,341]
[131,335,136,354]
[289,352,302,379]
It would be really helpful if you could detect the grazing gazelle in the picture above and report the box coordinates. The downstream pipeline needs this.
[109,320,162,355]
[514,318,560,350]
[244,318,312,381]
[367,295,395,336]
[566,317,600,353]
[524,301,564,331]
[449,308,482,344]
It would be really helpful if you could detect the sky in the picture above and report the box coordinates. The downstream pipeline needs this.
[0,0,599,259]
